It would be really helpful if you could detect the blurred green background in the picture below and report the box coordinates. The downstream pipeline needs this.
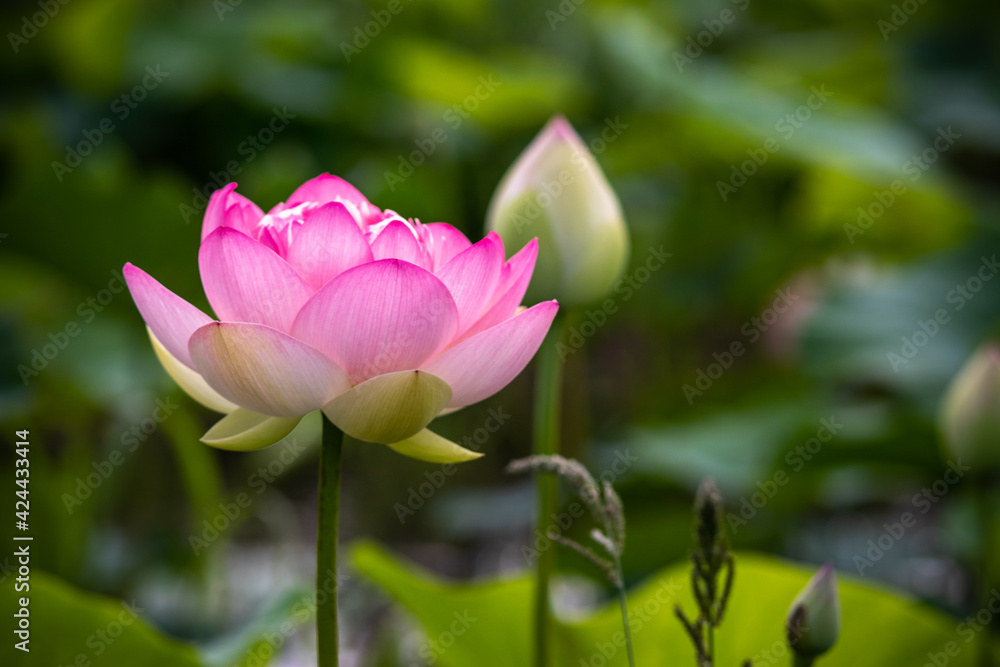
[1,0,998,664]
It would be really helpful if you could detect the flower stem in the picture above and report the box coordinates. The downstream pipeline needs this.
[793,655,815,667]
[317,414,344,667]
[976,475,997,667]
[612,555,636,667]
[595,487,636,667]
[533,313,566,667]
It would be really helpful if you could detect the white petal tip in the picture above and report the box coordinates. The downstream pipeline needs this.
[200,409,302,451]
[386,429,484,464]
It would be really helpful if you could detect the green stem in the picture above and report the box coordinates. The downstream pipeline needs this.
[596,492,636,667]
[612,556,636,667]
[976,476,996,667]
[793,655,815,667]
[533,314,566,667]
[317,415,344,667]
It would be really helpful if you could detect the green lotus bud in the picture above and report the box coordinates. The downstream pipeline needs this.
[786,563,841,661]
[486,116,630,306]
[939,343,1000,468]
[693,478,726,559]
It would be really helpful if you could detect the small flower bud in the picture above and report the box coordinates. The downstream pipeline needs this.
[486,115,629,306]
[787,563,841,658]
[939,342,1000,469]
[693,479,725,558]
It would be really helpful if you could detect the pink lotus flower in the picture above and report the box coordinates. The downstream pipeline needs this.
[124,174,557,461]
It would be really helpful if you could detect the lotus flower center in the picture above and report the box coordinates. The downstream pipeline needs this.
[366,210,422,242]
[257,201,319,244]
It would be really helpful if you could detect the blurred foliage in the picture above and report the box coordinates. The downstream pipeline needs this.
[6,571,204,667]
[353,541,990,666]
[0,570,311,667]
[1,0,999,662]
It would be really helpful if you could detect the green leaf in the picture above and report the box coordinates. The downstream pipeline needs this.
[380,39,584,131]
[0,571,308,667]
[596,8,922,181]
[1,571,203,667]
[352,541,531,667]
[200,585,313,667]
[352,541,982,666]
[604,398,814,494]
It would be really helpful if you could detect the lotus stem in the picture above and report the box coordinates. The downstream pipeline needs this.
[533,313,567,667]
[976,475,997,667]
[317,414,344,667]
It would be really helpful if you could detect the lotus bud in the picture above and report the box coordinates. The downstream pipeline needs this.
[487,116,629,306]
[786,563,841,661]
[939,342,1000,469]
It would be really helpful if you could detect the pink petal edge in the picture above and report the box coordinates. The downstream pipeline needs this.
[435,231,505,334]
[123,263,214,368]
[422,299,558,409]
